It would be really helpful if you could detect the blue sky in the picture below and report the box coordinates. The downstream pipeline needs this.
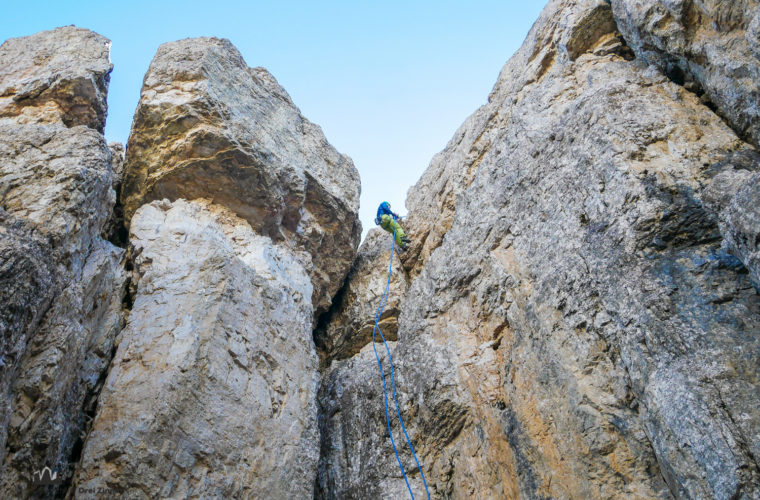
[2,1,544,238]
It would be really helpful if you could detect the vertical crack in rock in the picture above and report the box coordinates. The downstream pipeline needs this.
[312,228,416,497]
[103,142,128,248]
[313,228,411,368]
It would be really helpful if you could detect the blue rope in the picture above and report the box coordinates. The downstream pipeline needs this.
[371,219,431,500]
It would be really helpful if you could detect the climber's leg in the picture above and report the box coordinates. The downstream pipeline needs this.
[394,222,406,247]
[381,215,406,247]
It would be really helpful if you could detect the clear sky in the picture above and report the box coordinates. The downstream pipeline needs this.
[2,1,545,239]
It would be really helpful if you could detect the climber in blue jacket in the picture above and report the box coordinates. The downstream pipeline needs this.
[375,201,411,249]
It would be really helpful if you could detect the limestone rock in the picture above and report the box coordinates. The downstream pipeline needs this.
[74,199,320,499]
[0,27,125,498]
[0,123,116,266]
[120,37,361,315]
[0,210,57,456]
[75,37,360,499]
[314,228,414,498]
[107,142,125,190]
[0,26,112,132]
[103,142,127,245]
[314,228,409,366]
[720,173,760,288]
[316,344,428,500]
[611,0,760,146]
[750,8,760,57]
[317,0,760,498]
[2,240,126,499]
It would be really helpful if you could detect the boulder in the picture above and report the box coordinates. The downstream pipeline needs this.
[74,37,361,498]
[119,37,361,316]
[0,26,111,132]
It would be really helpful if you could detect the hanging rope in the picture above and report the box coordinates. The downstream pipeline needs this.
[371,219,431,500]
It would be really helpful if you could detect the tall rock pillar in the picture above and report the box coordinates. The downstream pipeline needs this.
[73,38,360,498]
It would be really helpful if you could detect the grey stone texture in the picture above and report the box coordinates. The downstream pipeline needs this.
[73,37,361,498]
[2,3,760,498]
[314,227,410,367]
[316,0,760,498]
[0,27,126,498]
[119,37,361,317]
[611,0,760,147]
[74,199,320,499]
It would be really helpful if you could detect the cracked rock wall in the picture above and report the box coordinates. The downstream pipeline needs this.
[3,3,760,499]
[611,0,760,147]
[0,27,127,499]
[72,37,360,498]
[119,37,361,317]
[316,0,760,498]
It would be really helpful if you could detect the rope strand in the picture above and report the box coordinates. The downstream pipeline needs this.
[371,219,431,500]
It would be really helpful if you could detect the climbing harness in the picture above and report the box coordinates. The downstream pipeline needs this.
[372,221,431,500]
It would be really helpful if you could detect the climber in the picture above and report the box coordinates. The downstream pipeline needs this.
[375,201,411,249]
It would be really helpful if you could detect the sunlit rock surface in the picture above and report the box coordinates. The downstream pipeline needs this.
[612,0,760,147]
[119,37,361,316]
[316,0,760,498]
[74,199,319,498]
[314,228,409,366]
[73,37,360,498]
[2,4,760,498]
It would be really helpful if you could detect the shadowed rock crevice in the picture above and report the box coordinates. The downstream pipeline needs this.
[313,228,410,369]
[103,142,127,248]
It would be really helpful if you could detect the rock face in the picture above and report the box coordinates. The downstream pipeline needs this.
[0,27,126,498]
[317,342,430,499]
[611,0,760,147]
[316,0,760,499]
[119,37,361,316]
[314,227,409,366]
[73,38,360,498]
[75,199,319,499]
[3,4,760,499]
[718,173,760,288]
[314,228,416,497]
[0,26,112,132]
